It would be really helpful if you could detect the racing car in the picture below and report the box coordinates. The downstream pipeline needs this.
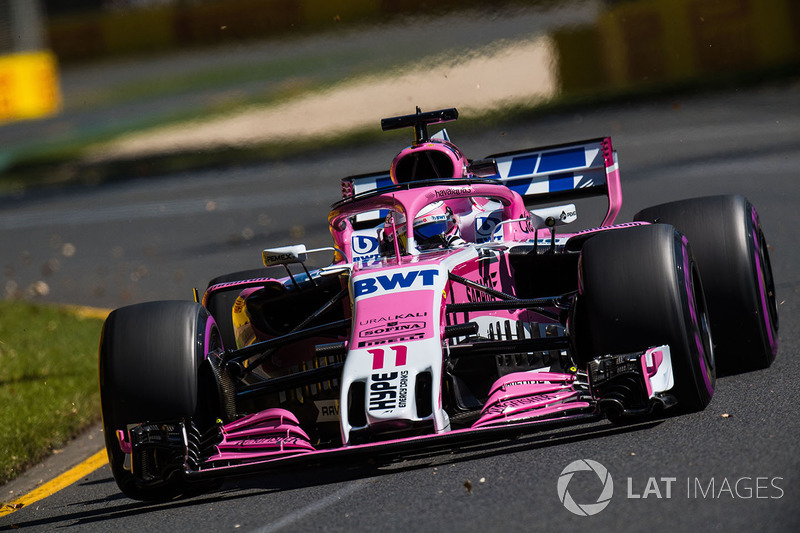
[99,107,779,501]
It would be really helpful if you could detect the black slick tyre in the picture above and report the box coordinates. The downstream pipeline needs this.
[634,195,778,374]
[99,300,221,501]
[576,224,716,412]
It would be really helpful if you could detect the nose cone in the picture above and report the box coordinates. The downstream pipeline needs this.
[339,263,451,444]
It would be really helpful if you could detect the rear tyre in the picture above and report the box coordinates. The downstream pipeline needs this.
[575,224,715,412]
[99,300,221,501]
[634,195,778,374]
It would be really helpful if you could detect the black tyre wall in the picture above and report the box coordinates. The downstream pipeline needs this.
[100,300,213,423]
[99,300,219,501]
[576,224,715,411]
[634,195,778,374]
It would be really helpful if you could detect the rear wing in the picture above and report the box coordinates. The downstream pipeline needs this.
[486,137,620,225]
[340,170,392,199]
[340,137,622,227]
[339,170,393,227]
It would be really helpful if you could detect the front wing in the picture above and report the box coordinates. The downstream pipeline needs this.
[123,345,675,484]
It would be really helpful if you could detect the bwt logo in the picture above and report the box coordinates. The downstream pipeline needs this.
[475,215,501,241]
[354,269,439,297]
[352,235,379,255]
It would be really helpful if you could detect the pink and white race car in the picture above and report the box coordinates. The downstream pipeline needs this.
[99,108,778,500]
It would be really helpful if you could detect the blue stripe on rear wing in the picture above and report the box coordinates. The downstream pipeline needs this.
[486,137,614,202]
[340,170,393,197]
[340,171,393,225]
[485,137,621,226]
[340,137,622,227]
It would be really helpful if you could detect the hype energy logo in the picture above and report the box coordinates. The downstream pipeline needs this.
[557,459,614,516]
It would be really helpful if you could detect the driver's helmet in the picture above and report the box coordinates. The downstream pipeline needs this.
[383,201,460,253]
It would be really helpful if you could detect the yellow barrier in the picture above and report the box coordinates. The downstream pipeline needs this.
[555,0,799,95]
[0,51,62,124]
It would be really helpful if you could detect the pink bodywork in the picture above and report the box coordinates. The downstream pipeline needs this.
[207,409,315,463]
[202,377,594,468]
[473,372,590,428]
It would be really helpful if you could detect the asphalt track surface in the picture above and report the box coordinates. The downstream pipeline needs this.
[1,81,799,531]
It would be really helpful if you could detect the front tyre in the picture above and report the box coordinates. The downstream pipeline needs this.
[99,300,221,501]
[634,195,778,374]
[575,224,715,412]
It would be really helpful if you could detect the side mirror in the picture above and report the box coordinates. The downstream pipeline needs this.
[529,204,577,229]
[263,245,337,267]
[263,245,308,266]
[467,158,499,178]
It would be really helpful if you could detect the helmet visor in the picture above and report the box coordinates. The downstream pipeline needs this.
[414,215,452,241]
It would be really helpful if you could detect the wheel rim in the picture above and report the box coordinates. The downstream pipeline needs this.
[692,264,716,394]
[757,228,779,346]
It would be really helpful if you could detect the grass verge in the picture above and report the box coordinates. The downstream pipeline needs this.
[0,301,107,486]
